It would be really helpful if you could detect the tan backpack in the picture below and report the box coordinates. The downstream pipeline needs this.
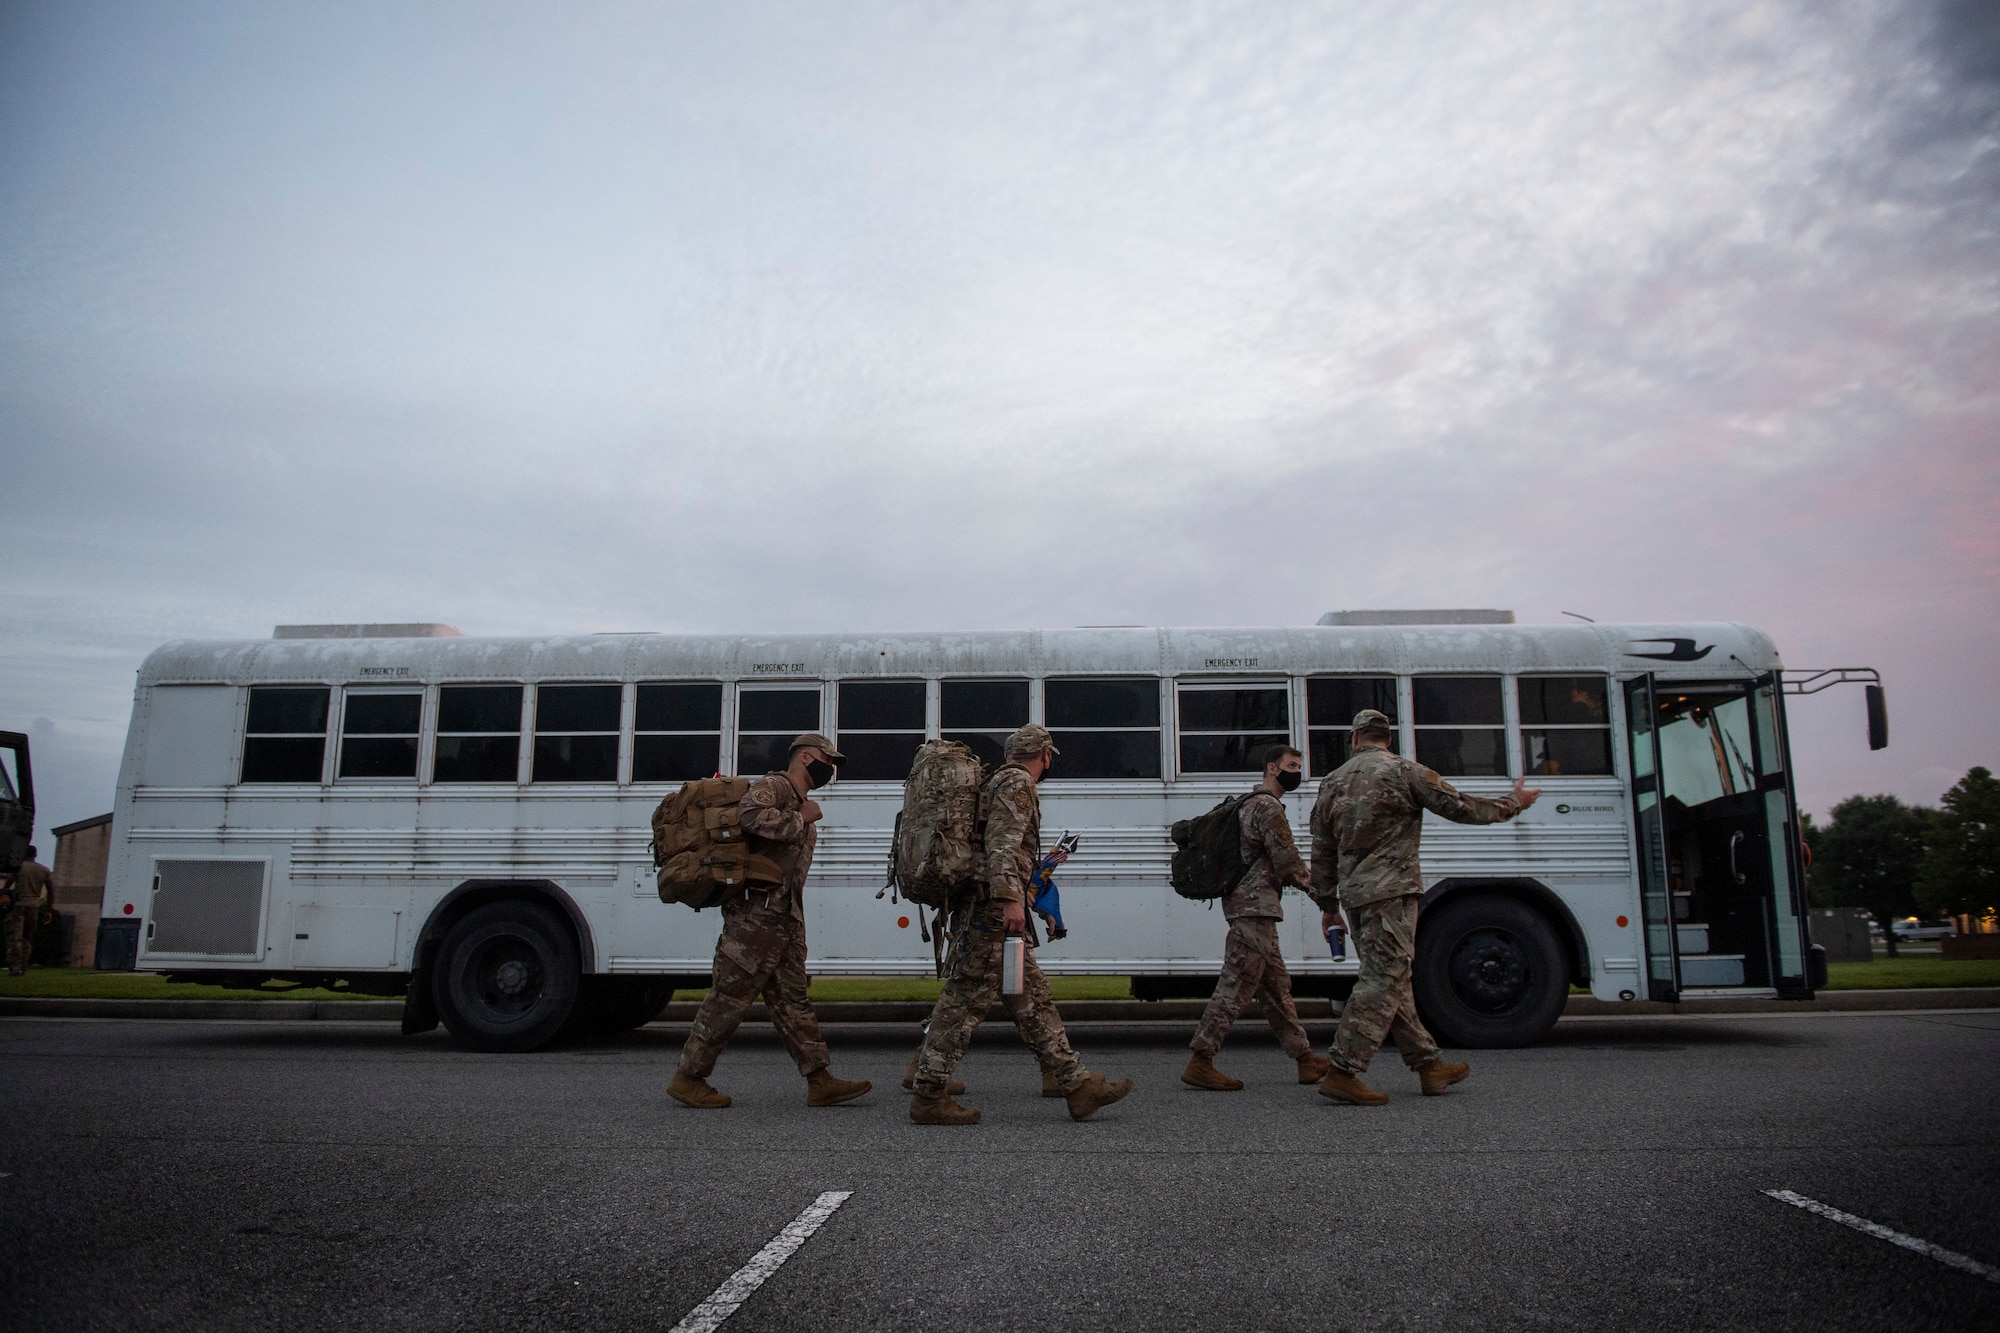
[888,739,987,908]
[649,776,784,910]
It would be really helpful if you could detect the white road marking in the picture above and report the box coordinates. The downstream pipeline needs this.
[1764,1190,2000,1284]
[668,1191,853,1333]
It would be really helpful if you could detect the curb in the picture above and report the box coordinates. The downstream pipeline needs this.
[0,998,401,1021]
[1562,987,2000,1016]
[0,997,1331,1024]
[4,988,1995,1024]
[7,980,1992,1020]
[655,998,1346,1024]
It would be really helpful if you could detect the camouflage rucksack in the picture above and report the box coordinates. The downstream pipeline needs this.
[888,739,987,908]
[649,776,784,910]
[1169,795,1251,901]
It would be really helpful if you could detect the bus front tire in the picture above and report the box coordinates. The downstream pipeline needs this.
[1414,895,1567,1049]
[432,901,580,1052]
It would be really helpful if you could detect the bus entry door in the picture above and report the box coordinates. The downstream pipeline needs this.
[1626,676,1809,999]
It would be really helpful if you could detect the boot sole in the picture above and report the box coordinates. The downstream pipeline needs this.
[669,1093,732,1109]
[1317,1085,1389,1106]
[807,1087,872,1107]
[1180,1076,1244,1091]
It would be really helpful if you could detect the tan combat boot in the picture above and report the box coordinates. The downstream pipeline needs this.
[1318,1069,1389,1106]
[910,1093,982,1125]
[1066,1072,1135,1121]
[668,1070,732,1109]
[1417,1058,1470,1096]
[1180,1054,1244,1091]
[1042,1071,1063,1098]
[902,1055,964,1096]
[1296,1051,1333,1084]
[806,1069,873,1107]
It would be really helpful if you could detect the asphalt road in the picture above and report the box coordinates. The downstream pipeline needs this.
[3,1009,1996,1332]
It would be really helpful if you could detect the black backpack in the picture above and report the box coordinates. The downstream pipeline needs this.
[1169,796,1250,901]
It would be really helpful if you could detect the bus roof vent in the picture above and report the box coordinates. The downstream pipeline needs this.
[273,624,464,639]
[1317,610,1515,626]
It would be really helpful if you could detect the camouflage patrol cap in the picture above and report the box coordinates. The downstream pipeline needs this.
[1350,709,1395,733]
[1004,723,1061,758]
[789,732,847,764]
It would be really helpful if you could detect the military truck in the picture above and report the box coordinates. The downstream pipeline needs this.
[0,731,32,878]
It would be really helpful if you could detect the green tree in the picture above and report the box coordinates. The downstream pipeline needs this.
[1915,766,2000,921]
[1809,794,1931,957]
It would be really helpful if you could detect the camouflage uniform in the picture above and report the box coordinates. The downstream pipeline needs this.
[912,760,1086,1098]
[4,859,49,976]
[1189,790,1312,1060]
[1310,745,1523,1075]
[677,772,830,1079]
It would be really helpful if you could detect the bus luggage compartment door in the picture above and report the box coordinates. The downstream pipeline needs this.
[144,858,270,959]
[289,904,402,968]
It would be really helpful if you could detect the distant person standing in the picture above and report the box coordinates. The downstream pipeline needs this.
[1309,711,1539,1104]
[668,735,873,1110]
[1182,745,1333,1091]
[4,845,50,976]
[909,724,1134,1125]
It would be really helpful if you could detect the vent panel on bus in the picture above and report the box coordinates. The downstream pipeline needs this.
[149,860,266,955]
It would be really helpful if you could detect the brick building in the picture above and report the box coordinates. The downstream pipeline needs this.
[50,812,111,968]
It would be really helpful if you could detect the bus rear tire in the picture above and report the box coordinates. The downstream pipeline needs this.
[433,901,580,1052]
[1415,895,1567,1049]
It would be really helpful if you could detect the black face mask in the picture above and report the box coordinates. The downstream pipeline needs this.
[1275,768,1302,792]
[805,758,836,789]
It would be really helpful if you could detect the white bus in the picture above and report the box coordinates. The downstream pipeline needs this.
[96,613,1885,1051]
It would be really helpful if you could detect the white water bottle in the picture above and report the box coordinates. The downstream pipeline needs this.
[1001,934,1025,996]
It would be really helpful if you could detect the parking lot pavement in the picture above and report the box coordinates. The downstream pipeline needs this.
[2,1011,1996,1333]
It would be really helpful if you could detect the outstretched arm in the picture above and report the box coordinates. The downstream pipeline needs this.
[1409,766,1538,825]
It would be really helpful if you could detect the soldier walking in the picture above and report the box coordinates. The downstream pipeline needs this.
[668,734,873,1110]
[3,844,49,977]
[1309,710,1539,1104]
[909,724,1134,1125]
[1183,746,1333,1091]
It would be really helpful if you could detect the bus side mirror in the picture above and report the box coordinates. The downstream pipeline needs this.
[1865,685,1889,751]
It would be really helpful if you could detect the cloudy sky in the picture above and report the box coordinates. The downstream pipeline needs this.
[2,0,1995,830]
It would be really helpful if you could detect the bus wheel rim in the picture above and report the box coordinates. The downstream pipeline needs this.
[1446,926,1531,1014]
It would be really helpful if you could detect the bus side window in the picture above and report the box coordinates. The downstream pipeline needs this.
[241,687,330,783]
[1413,677,1506,777]
[434,685,523,783]
[533,684,622,783]
[836,681,926,781]
[736,687,821,776]
[1305,676,1398,774]
[1045,678,1161,779]
[339,691,422,780]
[941,679,1029,769]
[1518,676,1612,776]
[1176,683,1288,774]
[634,683,722,782]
